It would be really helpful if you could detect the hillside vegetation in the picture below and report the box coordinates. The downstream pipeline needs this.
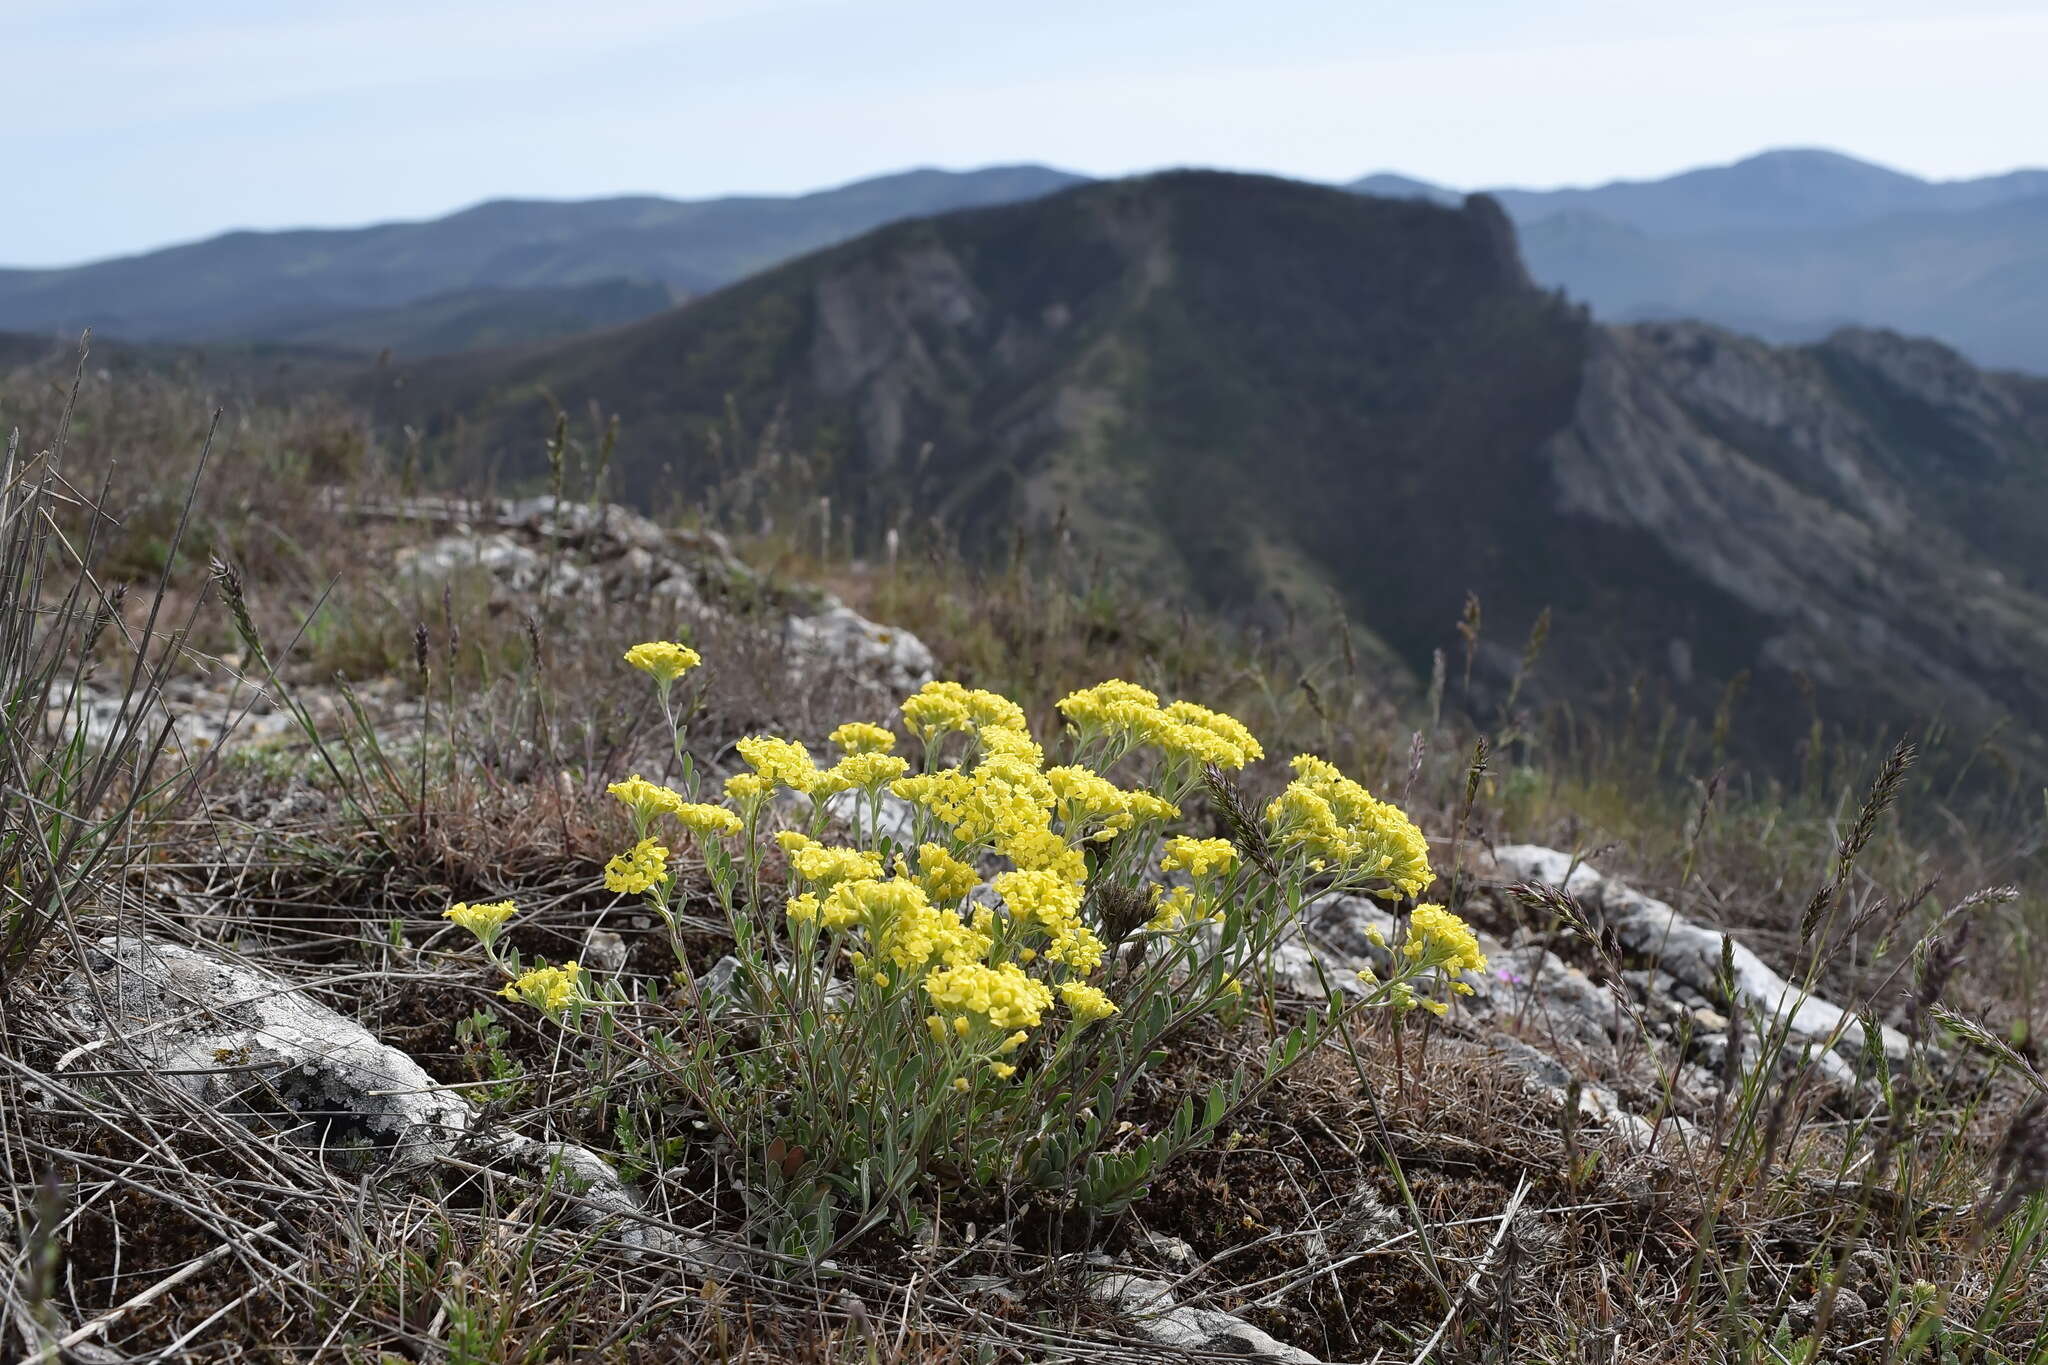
[360,171,2048,782]
[0,349,2044,1362]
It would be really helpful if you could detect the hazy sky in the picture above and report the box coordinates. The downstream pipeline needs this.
[10,0,2045,266]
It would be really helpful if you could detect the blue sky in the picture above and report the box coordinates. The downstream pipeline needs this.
[8,0,2045,266]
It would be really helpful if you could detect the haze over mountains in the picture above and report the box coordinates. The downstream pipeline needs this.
[358,171,2048,773]
[3,149,2044,372]
[0,166,1082,354]
[1355,149,2048,373]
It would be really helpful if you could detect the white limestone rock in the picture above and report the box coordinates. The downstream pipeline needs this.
[1488,846,1907,1064]
[1090,1272,1321,1364]
[785,604,935,699]
[54,937,668,1247]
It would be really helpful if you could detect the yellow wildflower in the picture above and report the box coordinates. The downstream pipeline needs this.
[994,868,1085,927]
[1147,885,1197,931]
[608,774,687,823]
[603,837,670,895]
[997,825,1088,882]
[901,682,1029,743]
[994,868,1104,972]
[829,721,897,755]
[1161,837,1238,879]
[1403,904,1488,976]
[1161,700,1264,769]
[912,843,978,905]
[724,771,772,807]
[901,684,973,741]
[623,641,701,686]
[1057,680,1171,747]
[1123,791,1182,825]
[673,802,743,839]
[443,899,516,944]
[822,751,911,792]
[1264,754,1433,898]
[839,877,991,971]
[1059,980,1118,1026]
[924,962,1054,1031]
[780,833,885,889]
[501,960,584,1013]
[1046,765,1135,843]
[895,754,1056,852]
[979,724,1044,769]
[736,736,820,795]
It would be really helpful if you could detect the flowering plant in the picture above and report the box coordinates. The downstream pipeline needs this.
[449,643,1485,1248]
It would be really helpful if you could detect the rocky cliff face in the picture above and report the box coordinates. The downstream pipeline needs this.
[1541,321,2048,764]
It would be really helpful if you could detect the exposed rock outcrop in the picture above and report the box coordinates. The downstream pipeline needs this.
[1265,846,1902,1147]
[1541,321,2048,767]
[50,936,667,1248]
[1090,1271,1322,1364]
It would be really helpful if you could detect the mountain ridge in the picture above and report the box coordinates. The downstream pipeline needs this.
[1346,150,2048,372]
[361,170,2048,774]
[0,165,1085,354]
[10,148,2048,371]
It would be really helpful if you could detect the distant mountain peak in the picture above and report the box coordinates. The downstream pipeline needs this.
[0,164,1091,350]
[1345,172,1462,206]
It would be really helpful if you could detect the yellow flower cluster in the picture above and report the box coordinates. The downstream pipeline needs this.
[609,774,688,822]
[1148,884,1198,931]
[724,771,772,808]
[607,775,741,838]
[675,802,743,839]
[819,751,911,792]
[1046,765,1143,843]
[829,721,897,755]
[1056,681,1263,770]
[778,831,886,889]
[1403,904,1487,976]
[994,868,1103,972]
[908,842,978,905]
[734,734,915,802]
[1159,701,1265,770]
[900,681,1028,743]
[893,763,1050,857]
[785,849,991,974]
[924,962,1054,1031]
[736,736,820,795]
[586,643,1450,1103]
[623,640,701,685]
[1161,837,1238,879]
[604,837,670,894]
[444,899,517,944]
[501,960,583,1013]
[853,878,992,972]
[1265,755,1433,897]
[1059,980,1118,1025]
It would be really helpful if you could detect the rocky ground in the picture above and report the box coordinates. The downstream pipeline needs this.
[20,500,1977,1362]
